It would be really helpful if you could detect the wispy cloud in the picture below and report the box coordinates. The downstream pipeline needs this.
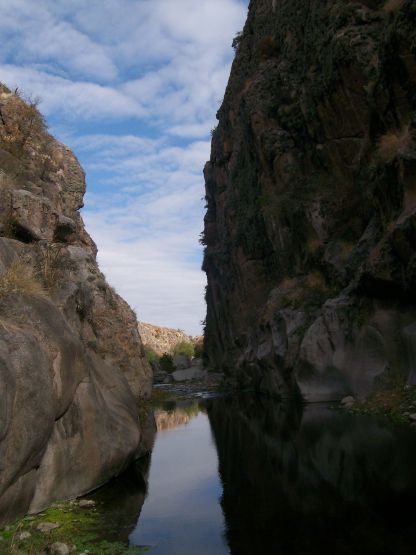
[1,0,248,334]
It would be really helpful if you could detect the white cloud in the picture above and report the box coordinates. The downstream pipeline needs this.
[74,134,208,334]
[0,64,143,120]
[0,0,248,334]
[0,0,117,81]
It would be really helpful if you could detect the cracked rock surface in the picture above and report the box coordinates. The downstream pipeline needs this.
[203,0,416,400]
[0,86,152,524]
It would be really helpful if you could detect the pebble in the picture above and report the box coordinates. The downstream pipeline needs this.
[409,414,416,421]
[78,499,95,508]
[341,396,355,406]
[17,531,31,540]
[36,522,60,533]
[49,542,70,555]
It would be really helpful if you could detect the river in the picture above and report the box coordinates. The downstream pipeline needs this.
[91,394,416,555]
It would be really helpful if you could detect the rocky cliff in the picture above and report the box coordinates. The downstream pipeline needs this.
[137,321,194,356]
[0,85,152,524]
[203,0,416,400]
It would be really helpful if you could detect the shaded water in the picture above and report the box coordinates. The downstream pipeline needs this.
[95,396,416,555]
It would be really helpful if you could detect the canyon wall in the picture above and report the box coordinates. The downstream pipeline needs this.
[0,85,152,523]
[203,0,416,400]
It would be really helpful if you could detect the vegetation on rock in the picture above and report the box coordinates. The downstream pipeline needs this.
[0,500,147,555]
[203,0,416,401]
[0,84,152,525]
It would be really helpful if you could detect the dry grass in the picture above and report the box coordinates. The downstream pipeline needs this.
[0,90,47,158]
[38,243,65,289]
[0,258,45,298]
[377,124,414,163]
[383,0,405,13]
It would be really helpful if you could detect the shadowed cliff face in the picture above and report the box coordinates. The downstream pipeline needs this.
[207,396,416,555]
[0,86,152,523]
[203,0,416,399]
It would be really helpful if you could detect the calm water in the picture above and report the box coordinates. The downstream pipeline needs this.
[93,395,416,555]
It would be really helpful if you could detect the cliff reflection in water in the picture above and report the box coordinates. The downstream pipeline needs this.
[154,401,200,431]
[207,396,416,555]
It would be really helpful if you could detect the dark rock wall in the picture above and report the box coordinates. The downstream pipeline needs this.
[203,0,416,399]
[0,86,152,523]
[207,396,416,554]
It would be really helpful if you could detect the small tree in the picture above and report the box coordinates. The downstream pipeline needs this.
[173,341,195,358]
[144,347,157,363]
[159,353,175,373]
[0,90,47,158]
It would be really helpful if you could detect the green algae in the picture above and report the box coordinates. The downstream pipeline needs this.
[0,500,148,555]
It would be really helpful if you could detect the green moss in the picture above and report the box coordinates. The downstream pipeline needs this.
[0,500,148,555]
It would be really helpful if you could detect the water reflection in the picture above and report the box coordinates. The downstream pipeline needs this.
[154,401,200,431]
[130,400,227,555]
[123,396,416,555]
[208,396,416,555]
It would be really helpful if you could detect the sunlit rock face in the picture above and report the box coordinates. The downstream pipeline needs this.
[203,0,416,400]
[0,85,152,524]
[138,321,194,357]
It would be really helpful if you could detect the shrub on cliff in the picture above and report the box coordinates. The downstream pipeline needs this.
[144,347,157,363]
[0,89,47,159]
[0,258,44,298]
[159,353,175,373]
[173,341,195,358]
[377,124,415,163]
[194,336,204,358]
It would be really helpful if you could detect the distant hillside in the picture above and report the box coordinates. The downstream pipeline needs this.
[138,321,195,356]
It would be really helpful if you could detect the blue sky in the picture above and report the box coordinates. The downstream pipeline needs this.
[1,0,248,335]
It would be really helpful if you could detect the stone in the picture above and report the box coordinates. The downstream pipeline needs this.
[172,368,206,382]
[78,499,95,508]
[341,396,356,406]
[49,542,70,555]
[17,531,31,540]
[409,414,416,421]
[173,355,191,370]
[37,522,60,533]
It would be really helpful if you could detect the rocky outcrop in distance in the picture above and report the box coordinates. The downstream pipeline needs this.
[0,85,152,524]
[203,0,416,400]
[138,321,198,356]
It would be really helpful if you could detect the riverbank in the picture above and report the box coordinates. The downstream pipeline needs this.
[338,384,416,426]
[0,498,148,555]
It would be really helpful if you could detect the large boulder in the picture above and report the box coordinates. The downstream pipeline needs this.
[0,89,152,523]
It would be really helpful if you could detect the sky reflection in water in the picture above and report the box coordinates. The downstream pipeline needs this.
[129,396,416,555]
[130,408,227,555]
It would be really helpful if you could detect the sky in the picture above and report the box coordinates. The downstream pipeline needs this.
[0,0,249,335]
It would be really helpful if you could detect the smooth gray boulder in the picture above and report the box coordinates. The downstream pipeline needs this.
[0,88,152,524]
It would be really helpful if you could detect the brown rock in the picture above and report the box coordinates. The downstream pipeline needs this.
[0,89,152,524]
[203,0,416,400]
